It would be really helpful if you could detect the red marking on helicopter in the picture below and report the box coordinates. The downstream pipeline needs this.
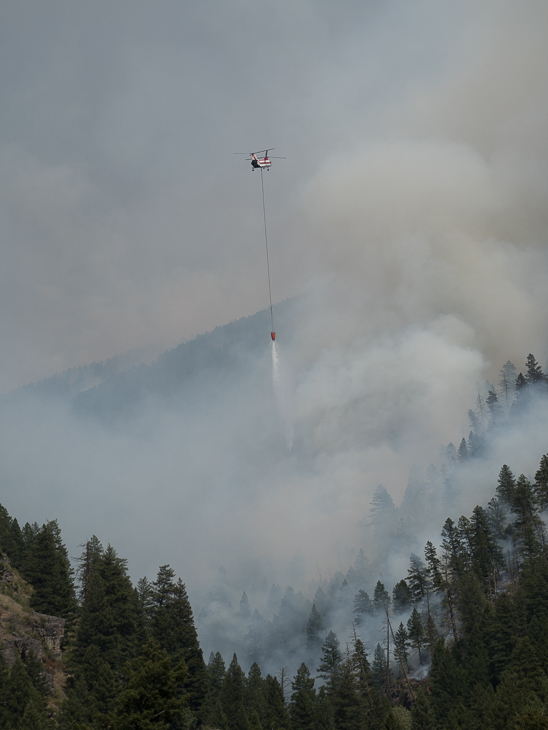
[234,148,286,171]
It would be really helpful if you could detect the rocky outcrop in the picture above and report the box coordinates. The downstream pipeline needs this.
[0,554,18,592]
[0,555,66,693]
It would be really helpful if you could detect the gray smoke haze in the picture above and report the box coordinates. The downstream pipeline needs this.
[1,0,548,670]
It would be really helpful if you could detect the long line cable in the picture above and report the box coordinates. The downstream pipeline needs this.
[260,169,274,335]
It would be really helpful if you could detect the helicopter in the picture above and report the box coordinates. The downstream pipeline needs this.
[234,148,285,171]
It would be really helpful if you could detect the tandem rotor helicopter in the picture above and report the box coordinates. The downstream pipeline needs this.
[234,148,286,171]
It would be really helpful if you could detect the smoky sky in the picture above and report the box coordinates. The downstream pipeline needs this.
[2,0,548,622]
[1,0,524,390]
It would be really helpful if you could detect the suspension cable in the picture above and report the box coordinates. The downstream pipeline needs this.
[260,169,274,335]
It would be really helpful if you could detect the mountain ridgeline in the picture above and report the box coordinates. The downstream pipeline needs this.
[1,353,548,727]
[2,298,298,421]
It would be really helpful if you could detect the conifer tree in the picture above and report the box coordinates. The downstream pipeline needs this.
[392,580,412,614]
[371,644,387,690]
[220,654,249,730]
[511,475,544,566]
[369,485,396,526]
[317,631,342,683]
[263,675,289,730]
[525,354,545,384]
[458,437,468,461]
[353,589,373,625]
[410,687,436,730]
[330,657,362,730]
[497,464,517,506]
[314,687,335,730]
[305,603,325,653]
[246,662,266,726]
[150,565,207,715]
[109,640,187,729]
[1,657,51,729]
[499,360,517,411]
[468,505,505,590]
[534,454,548,512]
[394,623,410,672]
[372,581,391,613]
[238,591,252,621]
[406,608,424,664]
[203,652,226,729]
[407,554,428,604]
[75,535,103,605]
[290,663,316,730]
[23,520,76,618]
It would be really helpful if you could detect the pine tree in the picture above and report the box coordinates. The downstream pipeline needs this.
[203,652,226,729]
[392,580,412,614]
[263,675,289,730]
[512,475,544,566]
[75,535,103,605]
[499,360,517,412]
[429,640,466,726]
[468,505,505,591]
[238,591,252,621]
[1,657,51,729]
[150,565,207,715]
[109,640,187,729]
[0,504,25,569]
[353,589,373,625]
[306,603,325,653]
[220,655,249,730]
[486,390,502,426]
[371,644,387,690]
[246,662,266,725]
[497,464,517,506]
[317,631,342,683]
[330,657,362,730]
[458,437,468,461]
[410,687,436,730]
[407,608,424,664]
[23,520,76,618]
[407,554,428,604]
[290,663,316,730]
[369,485,396,527]
[372,581,391,613]
[525,354,545,384]
[394,623,410,671]
[534,454,548,512]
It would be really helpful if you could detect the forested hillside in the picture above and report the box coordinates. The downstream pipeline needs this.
[1,354,548,728]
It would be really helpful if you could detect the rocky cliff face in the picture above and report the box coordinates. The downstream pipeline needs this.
[0,554,66,693]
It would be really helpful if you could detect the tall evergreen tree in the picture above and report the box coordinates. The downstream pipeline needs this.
[151,565,207,715]
[353,589,373,625]
[534,454,548,512]
[109,640,187,730]
[511,475,544,566]
[497,464,517,506]
[290,663,316,730]
[23,520,76,618]
[372,581,391,613]
[317,631,342,683]
[220,654,249,730]
[407,554,428,604]
[306,604,325,654]
[394,623,410,672]
[392,580,412,614]
[407,608,424,664]
[498,360,517,412]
